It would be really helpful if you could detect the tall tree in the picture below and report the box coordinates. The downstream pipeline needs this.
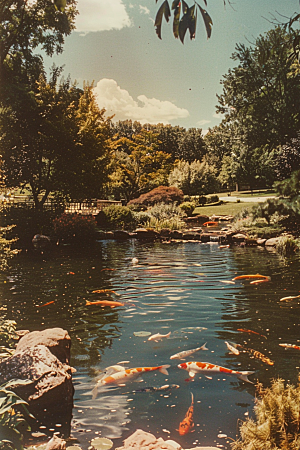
[168,159,219,195]
[0,0,77,87]
[109,129,172,202]
[0,69,111,208]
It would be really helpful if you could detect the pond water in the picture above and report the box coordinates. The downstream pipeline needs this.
[1,240,300,449]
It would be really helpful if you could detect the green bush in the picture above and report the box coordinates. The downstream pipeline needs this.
[179,201,196,216]
[97,205,135,230]
[207,195,219,204]
[133,211,151,226]
[232,379,300,450]
[52,213,97,242]
[144,202,186,231]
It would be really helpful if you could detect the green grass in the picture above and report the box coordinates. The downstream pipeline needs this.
[193,201,259,217]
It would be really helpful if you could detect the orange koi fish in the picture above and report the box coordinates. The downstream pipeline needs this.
[37,301,55,307]
[237,328,267,339]
[178,361,254,383]
[101,268,116,272]
[236,344,274,366]
[279,343,300,351]
[98,364,170,386]
[85,300,124,308]
[232,274,270,281]
[92,289,119,295]
[177,393,194,436]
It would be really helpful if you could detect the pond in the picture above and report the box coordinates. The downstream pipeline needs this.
[1,239,300,449]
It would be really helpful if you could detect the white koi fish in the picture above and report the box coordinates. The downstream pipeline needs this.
[98,364,170,386]
[225,341,240,355]
[279,294,300,302]
[170,343,208,360]
[148,331,171,342]
[178,361,254,384]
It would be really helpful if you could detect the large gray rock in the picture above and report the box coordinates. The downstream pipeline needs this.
[0,328,74,438]
[16,327,71,364]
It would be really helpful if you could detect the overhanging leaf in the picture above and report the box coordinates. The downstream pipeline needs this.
[189,5,197,40]
[155,0,171,40]
[179,5,197,43]
[197,3,213,39]
[172,0,181,39]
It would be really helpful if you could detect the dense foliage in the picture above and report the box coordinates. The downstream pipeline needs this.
[52,213,97,242]
[128,186,184,207]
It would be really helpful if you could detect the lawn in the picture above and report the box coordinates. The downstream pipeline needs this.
[215,189,275,198]
[193,201,259,217]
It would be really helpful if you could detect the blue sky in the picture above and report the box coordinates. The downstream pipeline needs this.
[45,0,300,132]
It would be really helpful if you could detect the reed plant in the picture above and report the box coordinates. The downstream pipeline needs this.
[232,379,300,450]
[276,235,300,257]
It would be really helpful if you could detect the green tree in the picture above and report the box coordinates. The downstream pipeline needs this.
[0,0,77,88]
[0,69,111,209]
[177,127,206,162]
[168,159,219,195]
[109,130,172,202]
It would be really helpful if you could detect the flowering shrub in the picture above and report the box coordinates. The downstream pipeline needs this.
[52,213,96,242]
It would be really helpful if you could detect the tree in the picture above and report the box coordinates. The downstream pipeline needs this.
[108,129,173,202]
[0,0,77,87]
[177,127,206,162]
[273,133,300,181]
[168,159,219,195]
[0,69,112,209]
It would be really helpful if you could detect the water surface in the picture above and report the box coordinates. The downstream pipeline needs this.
[1,240,300,449]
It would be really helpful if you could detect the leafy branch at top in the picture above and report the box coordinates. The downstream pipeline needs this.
[154,0,233,43]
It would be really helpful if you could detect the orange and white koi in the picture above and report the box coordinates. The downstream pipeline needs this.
[279,343,300,351]
[279,294,300,302]
[177,393,194,436]
[237,328,267,339]
[170,343,208,360]
[225,341,240,355]
[236,344,274,366]
[148,331,171,342]
[98,364,170,386]
[232,274,270,281]
[178,361,254,383]
[85,300,124,307]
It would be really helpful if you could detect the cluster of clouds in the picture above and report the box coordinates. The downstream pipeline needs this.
[75,0,132,33]
[94,78,189,124]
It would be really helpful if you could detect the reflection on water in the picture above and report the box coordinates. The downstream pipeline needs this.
[1,241,300,449]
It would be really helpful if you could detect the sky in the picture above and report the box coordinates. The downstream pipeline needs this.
[45,0,300,133]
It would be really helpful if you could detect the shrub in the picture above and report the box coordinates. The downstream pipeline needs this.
[128,186,184,207]
[276,235,300,257]
[179,201,196,216]
[197,195,207,206]
[0,204,64,249]
[206,195,219,204]
[96,205,135,230]
[144,202,186,231]
[52,213,97,242]
[133,211,151,227]
[232,379,300,450]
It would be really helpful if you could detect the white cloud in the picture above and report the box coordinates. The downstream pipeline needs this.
[197,119,211,126]
[94,78,189,124]
[139,5,150,15]
[75,0,131,33]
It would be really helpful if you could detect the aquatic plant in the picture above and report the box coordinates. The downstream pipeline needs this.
[0,379,34,450]
[231,379,300,450]
[276,235,300,257]
[0,319,17,358]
